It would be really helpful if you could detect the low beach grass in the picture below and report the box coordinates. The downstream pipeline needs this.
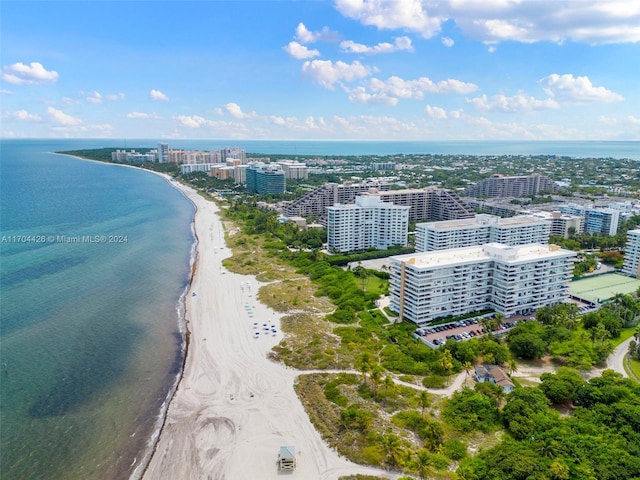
[258,277,334,314]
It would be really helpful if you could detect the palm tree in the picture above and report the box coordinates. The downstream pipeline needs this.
[422,419,444,451]
[612,293,626,319]
[379,434,404,468]
[439,349,454,385]
[383,375,394,401]
[369,366,382,396]
[535,305,554,325]
[463,361,473,377]
[410,449,434,480]
[419,390,430,416]
[591,322,610,345]
[359,352,372,385]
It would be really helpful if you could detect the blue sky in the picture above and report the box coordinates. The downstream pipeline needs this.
[1,0,639,140]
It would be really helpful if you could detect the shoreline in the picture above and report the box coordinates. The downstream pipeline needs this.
[52,154,201,479]
[137,175,401,479]
[130,172,200,480]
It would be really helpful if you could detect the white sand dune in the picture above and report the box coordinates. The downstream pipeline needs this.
[141,182,400,480]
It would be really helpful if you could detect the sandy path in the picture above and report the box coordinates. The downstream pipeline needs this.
[141,183,401,480]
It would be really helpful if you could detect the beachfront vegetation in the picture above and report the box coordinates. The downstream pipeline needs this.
[501,299,640,370]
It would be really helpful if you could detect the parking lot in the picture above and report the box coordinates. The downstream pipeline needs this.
[414,317,520,348]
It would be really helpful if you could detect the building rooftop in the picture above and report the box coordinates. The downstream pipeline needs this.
[420,214,547,231]
[393,242,575,269]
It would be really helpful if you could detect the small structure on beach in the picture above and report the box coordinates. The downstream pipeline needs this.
[278,445,297,470]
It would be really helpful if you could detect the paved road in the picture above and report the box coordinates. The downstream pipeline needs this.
[607,337,633,377]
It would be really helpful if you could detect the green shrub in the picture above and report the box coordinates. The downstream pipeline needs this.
[422,375,447,389]
[442,438,467,460]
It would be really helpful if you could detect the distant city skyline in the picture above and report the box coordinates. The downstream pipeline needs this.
[1,1,639,141]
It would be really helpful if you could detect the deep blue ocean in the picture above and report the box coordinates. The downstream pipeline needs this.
[0,138,638,480]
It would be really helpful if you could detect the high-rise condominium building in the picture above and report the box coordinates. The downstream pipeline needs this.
[389,243,576,326]
[275,161,309,180]
[622,229,640,279]
[559,204,620,235]
[465,173,558,198]
[221,147,246,164]
[527,211,584,238]
[327,195,410,254]
[415,214,551,252]
[284,182,390,220]
[157,143,169,163]
[245,164,286,194]
[284,183,473,223]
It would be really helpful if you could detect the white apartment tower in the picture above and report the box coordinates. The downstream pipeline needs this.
[622,229,640,279]
[559,204,620,236]
[157,143,169,163]
[389,243,576,326]
[415,214,551,252]
[327,195,410,254]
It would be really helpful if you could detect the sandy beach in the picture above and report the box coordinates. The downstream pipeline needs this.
[140,181,400,480]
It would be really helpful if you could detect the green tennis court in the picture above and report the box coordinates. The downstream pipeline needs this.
[570,273,640,303]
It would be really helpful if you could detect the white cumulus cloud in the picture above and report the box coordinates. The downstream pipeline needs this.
[150,89,169,101]
[127,111,161,119]
[441,36,455,47]
[335,0,445,38]
[5,109,42,121]
[340,36,414,54]
[175,115,209,128]
[336,0,640,45]
[284,41,321,59]
[425,105,448,119]
[345,86,399,105]
[47,107,82,126]
[86,91,103,104]
[467,93,559,112]
[295,22,339,43]
[225,102,259,119]
[302,59,372,89]
[539,74,623,103]
[449,0,640,45]
[1,62,59,85]
[345,75,477,105]
[599,115,640,125]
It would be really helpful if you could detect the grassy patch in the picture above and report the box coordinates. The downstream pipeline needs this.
[611,327,637,348]
[258,278,334,314]
[362,275,388,297]
[629,358,640,382]
[272,314,347,369]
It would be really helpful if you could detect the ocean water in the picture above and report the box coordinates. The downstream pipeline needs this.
[0,140,195,480]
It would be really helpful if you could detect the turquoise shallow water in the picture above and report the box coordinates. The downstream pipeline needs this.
[0,140,195,480]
